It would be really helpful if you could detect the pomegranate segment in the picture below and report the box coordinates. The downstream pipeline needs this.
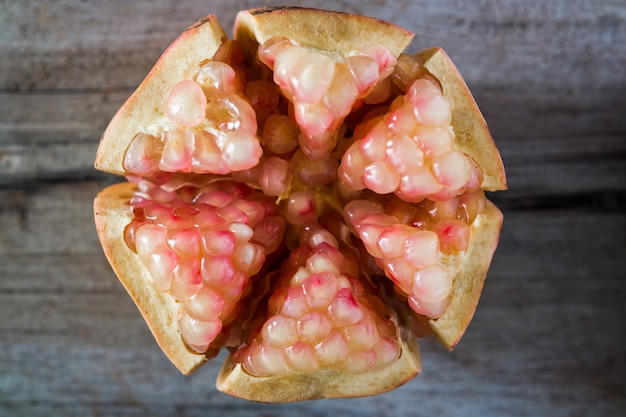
[338,72,480,203]
[124,180,284,353]
[233,234,401,377]
[258,38,397,160]
[123,57,262,176]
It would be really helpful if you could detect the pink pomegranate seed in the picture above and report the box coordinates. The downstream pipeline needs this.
[290,149,338,187]
[385,134,424,174]
[294,101,335,138]
[384,257,415,293]
[417,126,454,158]
[280,286,309,319]
[123,133,163,176]
[206,94,257,134]
[358,44,397,79]
[315,331,350,367]
[376,227,412,258]
[398,169,443,201]
[191,130,228,174]
[322,64,359,119]
[184,287,225,322]
[145,245,178,291]
[302,272,339,308]
[306,253,342,276]
[434,219,471,253]
[257,36,293,69]
[408,294,450,319]
[284,342,319,373]
[195,61,238,97]
[271,45,309,91]
[412,264,452,304]
[285,190,317,226]
[362,160,401,194]
[344,55,380,95]
[177,311,222,353]
[287,51,335,103]
[407,78,451,126]
[359,125,388,161]
[342,317,378,351]
[260,156,291,197]
[216,130,263,172]
[159,128,194,172]
[262,114,300,154]
[252,216,286,255]
[228,222,254,243]
[169,257,203,299]
[432,150,472,190]
[342,350,378,373]
[403,230,439,269]
[167,227,201,257]
[297,311,333,343]
[328,288,365,327]
[261,315,298,348]
[164,79,207,128]
[343,199,384,225]
[245,80,280,123]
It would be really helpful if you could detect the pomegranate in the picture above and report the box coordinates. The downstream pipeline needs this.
[94,7,506,402]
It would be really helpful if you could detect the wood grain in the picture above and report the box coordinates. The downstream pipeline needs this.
[1,0,625,415]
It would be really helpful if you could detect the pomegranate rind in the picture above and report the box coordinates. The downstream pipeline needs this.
[216,338,420,402]
[94,182,206,375]
[418,47,507,191]
[94,15,227,176]
[428,200,504,349]
[234,6,414,59]
[91,6,507,401]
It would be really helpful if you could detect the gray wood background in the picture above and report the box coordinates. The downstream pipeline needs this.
[1,0,625,416]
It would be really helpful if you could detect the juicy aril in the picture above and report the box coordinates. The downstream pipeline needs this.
[94,7,506,402]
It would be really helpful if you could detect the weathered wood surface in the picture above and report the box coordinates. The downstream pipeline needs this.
[1,1,625,416]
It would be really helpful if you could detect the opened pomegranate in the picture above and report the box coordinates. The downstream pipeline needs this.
[94,7,506,402]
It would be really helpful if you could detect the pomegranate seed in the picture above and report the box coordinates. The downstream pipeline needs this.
[123,133,163,176]
[285,191,317,226]
[344,55,380,95]
[245,80,280,124]
[165,79,207,128]
[184,287,226,322]
[328,288,365,327]
[196,61,239,97]
[434,219,471,253]
[262,114,300,154]
[284,342,319,372]
[315,331,350,367]
[261,315,298,348]
[288,51,335,103]
[178,311,222,353]
[260,156,291,197]
[412,264,452,303]
[160,128,194,172]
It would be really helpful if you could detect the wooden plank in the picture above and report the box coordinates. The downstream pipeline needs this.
[0,180,624,415]
[1,0,624,91]
[0,181,111,255]
[1,0,625,415]
[2,89,624,197]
